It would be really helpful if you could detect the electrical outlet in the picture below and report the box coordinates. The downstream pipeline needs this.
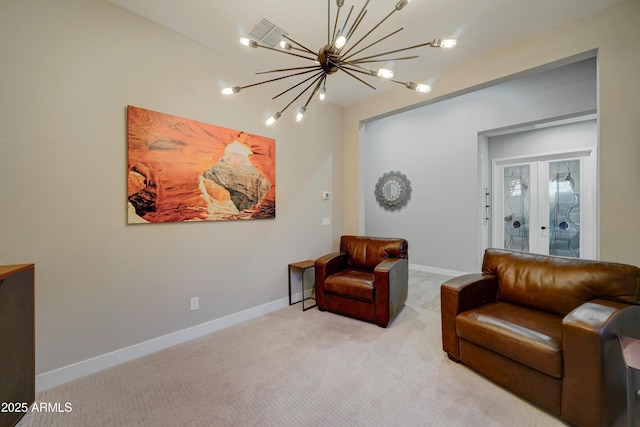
[190,297,199,311]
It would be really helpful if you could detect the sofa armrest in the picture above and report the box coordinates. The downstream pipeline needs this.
[314,252,348,309]
[440,274,498,360]
[374,257,407,279]
[562,300,640,427]
[374,258,409,326]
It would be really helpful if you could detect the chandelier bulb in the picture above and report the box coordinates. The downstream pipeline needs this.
[221,86,242,96]
[240,37,258,48]
[441,39,457,49]
[296,107,307,122]
[336,0,344,7]
[265,111,282,126]
[319,86,326,101]
[406,82,431,93]
[432,38,457,49]
[374,68,394,79]
[279,40,292,50]
[335,35,347,49]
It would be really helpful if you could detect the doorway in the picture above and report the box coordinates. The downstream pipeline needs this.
[481,118,598,260]
[493,151,596,258]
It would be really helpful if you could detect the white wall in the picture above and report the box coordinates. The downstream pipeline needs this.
[363,59,596,273]
[489,120,597,159]
[0,0,343,387]
[344,0,640,268]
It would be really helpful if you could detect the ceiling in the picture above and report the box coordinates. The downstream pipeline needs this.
[107,0,621,108]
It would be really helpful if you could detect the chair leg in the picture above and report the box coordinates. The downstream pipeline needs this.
[628,367,636,427]
[447,353,460,363]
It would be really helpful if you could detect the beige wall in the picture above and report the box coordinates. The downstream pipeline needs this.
[342,0,640,266]
[0,0,343,380]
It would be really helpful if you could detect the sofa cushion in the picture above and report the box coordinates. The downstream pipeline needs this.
[456,302,563,378]
[482,248,640,316]
[341,235,408,270]
[324,269,375,302]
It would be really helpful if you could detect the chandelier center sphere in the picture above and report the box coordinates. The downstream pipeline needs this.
[318,45,339,75]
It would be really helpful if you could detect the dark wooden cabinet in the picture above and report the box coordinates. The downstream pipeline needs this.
[0,264,35,427]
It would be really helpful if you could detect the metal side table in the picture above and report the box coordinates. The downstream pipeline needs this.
[288,260,316,311]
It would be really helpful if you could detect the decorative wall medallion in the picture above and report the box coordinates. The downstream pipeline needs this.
[374,171,412,211]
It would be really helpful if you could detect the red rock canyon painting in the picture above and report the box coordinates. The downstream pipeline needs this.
[127,106,276,223]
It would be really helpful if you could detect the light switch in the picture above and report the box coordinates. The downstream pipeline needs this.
[322,217,331,226]
[322,191,330,200]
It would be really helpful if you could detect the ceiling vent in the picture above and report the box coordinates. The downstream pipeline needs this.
[248,17,289,48]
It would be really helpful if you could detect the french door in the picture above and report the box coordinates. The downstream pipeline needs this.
[492,150,596,259]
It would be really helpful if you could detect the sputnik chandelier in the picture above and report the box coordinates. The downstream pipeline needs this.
[222,0,456,126]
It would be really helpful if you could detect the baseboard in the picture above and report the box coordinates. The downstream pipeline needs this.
[36,297,290,392]
[409,263,469,277]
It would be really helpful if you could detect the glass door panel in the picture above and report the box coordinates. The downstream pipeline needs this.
[493,149,595,259]
[503,165,530,251]
[548,160,580,257]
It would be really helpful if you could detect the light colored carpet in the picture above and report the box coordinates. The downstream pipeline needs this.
[14,272,586,426]
[407,270,451,313]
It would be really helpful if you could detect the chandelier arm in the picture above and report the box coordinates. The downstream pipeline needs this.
[341,27,403,62]
[345,0,370,41]
[334,65,377,90]
[327,0,331,45]
[290,46,313,54]
[342,64,395,81]
[340,7,397,57]
[345,10,368,43]
[386,78,414,87]
[302,78,326,109]
[317,74,328,97]
[241,69,322,91]
[346,55,419,65]
[331,3,342,46]
[342,64,414,87]
[258,43,316,61]
[256,65,322,75]
[272,70,326,100]
[341,63,370,74]
[277,73,327,115]
[349,40,434,63]
[334,6,354,46]
[281,35,317,57]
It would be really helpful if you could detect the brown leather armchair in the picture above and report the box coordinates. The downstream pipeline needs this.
[441,248,640,427]
[315,235,408,327]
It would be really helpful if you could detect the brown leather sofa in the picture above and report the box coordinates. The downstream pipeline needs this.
[441,248,640,427]
[315,235,408,327]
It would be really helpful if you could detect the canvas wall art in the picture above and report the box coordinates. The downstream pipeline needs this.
[127,105,276,223]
